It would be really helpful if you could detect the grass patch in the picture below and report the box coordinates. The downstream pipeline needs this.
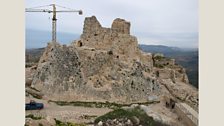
[26,114,42,120]
[94,107,169,126]
[48,100,159,110]
[81,115,97,120]
[154,64,164,68]
[54,118,86,126]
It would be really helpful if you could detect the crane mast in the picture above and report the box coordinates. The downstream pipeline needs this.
[52,4,56,42]
[26,4,83,43]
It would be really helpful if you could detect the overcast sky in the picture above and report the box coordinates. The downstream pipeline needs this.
[26,0,198,48]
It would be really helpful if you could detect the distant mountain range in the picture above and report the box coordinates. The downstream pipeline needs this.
[26,29,80,49]
[139,44,198,88]
[139,44,197,54]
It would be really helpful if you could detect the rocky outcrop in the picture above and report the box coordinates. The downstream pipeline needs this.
[152,54,198,110]
[31,16,198,109]
[26,65,37,87]
[31,16,157,103]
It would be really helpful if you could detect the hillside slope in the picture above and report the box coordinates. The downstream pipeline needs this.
[139,45,198,88]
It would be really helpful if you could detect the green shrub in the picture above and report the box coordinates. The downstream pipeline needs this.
[48,100,157,110]
[25,114,42,120]
[54,118,86,126]
[95,107,168,126]
[154,64,164,68]
[153,55,165,60]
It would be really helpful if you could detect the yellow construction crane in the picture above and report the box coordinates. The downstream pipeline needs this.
[26,4,83,43]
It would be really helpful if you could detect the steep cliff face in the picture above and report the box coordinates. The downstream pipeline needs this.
[31,16,198,109]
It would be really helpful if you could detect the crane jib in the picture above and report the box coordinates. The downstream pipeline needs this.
[25,4,83,43]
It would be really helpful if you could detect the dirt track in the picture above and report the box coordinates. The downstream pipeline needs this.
[25,97,112,125]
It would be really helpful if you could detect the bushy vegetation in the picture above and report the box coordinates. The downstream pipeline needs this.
[153,55,165,61]
[26,114,43,120]
[54,118,86,126]
[154,64,164,68]
[95,107,169,126]
[81,115,97,120]
[49,100,123,109]
[48,100,158,110]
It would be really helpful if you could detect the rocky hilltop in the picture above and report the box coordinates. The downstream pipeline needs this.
[30,16,198,110]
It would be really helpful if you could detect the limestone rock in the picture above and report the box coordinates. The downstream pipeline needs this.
[159,79,198,111]
[130,116,140,125]
[31,16,198,109]
[98,121,103,126]
[26,66,37,87]
[32,16,158,103]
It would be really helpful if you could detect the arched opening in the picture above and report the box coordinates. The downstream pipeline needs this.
[77,41,83,47]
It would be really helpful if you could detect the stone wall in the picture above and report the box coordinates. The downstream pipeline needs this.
[111,18,130,34]
[79,16,146,65]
